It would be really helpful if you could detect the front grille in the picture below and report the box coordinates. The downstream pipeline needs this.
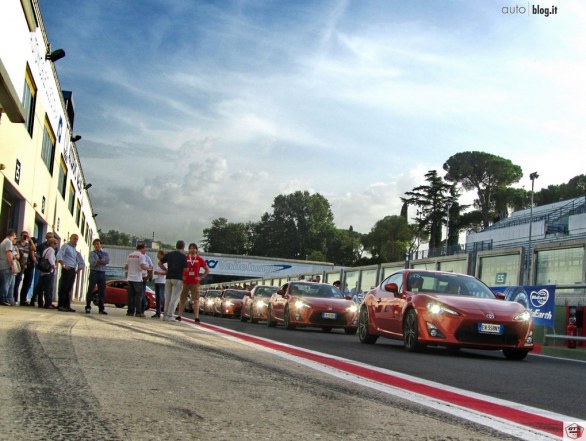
[308,312,348,326]
[455,323,519,345]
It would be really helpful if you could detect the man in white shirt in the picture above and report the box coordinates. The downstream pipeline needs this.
[125,243,149,317]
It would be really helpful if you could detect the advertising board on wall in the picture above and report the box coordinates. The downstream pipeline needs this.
[491,285,556,327]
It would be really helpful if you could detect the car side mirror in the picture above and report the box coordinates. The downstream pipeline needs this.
[494,292,506,300]
[344,295,353,300]
[384,283,399,296]
[277,289,285,296]
[244,292,251,297]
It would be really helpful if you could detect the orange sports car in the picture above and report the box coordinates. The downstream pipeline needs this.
[267,281,358,334]
[358,270,534,360]
[201,289,222,315]
[240,285,279,323]
[214,289,247,318]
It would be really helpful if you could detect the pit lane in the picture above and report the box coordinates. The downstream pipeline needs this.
[189,312,586,421]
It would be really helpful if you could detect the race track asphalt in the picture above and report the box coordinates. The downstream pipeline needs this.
[0,303,524,441]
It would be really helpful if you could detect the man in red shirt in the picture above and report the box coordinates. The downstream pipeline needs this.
[176,243,209,322]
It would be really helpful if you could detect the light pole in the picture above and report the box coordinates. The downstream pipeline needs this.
[445,202,452,256]
[526,172,539,285]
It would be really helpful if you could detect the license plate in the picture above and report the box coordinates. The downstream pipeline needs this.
[322,312,337,319]
[478,323,503,334]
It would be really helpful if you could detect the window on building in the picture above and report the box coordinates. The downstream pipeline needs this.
[68,182,75,214]
[40,119,56,174]
[536,247,584,285]
[22,66,37,136]
[478,254,520,286]
[81,214,86,237]
[57,157,67,198]
[75,201,81,226]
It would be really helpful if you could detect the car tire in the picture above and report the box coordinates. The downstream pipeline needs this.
[114,304,125,308]
[403,309,423,352]
[267,305,277,327]
[284,306,295,330]
[344,327,357,335]
[92,293,99,307]
[358,306,378,344]
[142,297,150,312]
[250,305,258,324]
[503,349,529,360]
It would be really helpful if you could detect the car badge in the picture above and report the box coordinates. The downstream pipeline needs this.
[327,306,333,311]
[486,313,495,319]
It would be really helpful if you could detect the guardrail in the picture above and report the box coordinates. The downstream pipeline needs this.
[544,334,586,342]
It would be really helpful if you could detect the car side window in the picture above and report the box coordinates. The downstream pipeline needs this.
[381,273,404,293]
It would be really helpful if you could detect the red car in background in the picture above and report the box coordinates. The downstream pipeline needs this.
[240,285,279,323]
[92,279,156,311]
[358,270,534,360]
[201,289,222,315]
[214,289,247,318]
[267,282,358,334]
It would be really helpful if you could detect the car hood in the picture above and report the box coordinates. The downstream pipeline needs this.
[423,294,526,315]
[294,297,353,309]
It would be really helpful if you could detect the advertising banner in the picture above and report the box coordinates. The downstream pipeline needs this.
[490,285,556,327]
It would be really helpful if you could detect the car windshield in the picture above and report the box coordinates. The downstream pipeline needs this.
[206,290,221,298]
[408,272,496,298]
[255,286,278,297]
[224,290,246,299]
[289,283,343,299]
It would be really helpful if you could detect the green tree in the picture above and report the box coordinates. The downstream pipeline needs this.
[535,174,586,205]
[443,151,523,229]
[251,191,336,261]
[361,215,412,263]
[202,218,254,254]
[401,170,456,252]
[99,229,132,246]
[326,227,363,266]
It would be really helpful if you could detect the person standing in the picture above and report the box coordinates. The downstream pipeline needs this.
[0,229,18,306]
[56,234,83,312]
[36,238,58,309]
[152,250,167,318]
[31,232,55,306]
[160,241,187,321]
[85,239,110,314]
[125,243,149,317]
[176,243,209,322]
[142,252,153,312]
[13,231,36,305]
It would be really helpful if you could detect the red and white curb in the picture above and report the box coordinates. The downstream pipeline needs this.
[181,318,573,440]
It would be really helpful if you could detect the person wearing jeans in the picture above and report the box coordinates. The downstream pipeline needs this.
[85,239,110,314]
[0,229,17,306]
[152,250,166,318]
[125,243,149,317]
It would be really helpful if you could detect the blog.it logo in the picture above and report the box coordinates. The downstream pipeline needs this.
[564,422,585,440]
[501,4,559,17]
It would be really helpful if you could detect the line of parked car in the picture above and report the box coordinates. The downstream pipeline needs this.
[96,269,536,360]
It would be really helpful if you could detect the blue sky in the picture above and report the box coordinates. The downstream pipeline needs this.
[38,0,584,245]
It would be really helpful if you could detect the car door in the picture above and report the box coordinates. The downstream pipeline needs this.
[271,285,288,321]
[372,273,404,337]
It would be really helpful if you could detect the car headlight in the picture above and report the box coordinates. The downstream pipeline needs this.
[256,300,267,308]
[295,301,309,309]
[346,304,358,313]
[426,302,459,316]
[225,301,234,307]
[514,310,531,321]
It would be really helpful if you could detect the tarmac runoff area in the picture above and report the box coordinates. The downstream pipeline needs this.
[0,305,549,441]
